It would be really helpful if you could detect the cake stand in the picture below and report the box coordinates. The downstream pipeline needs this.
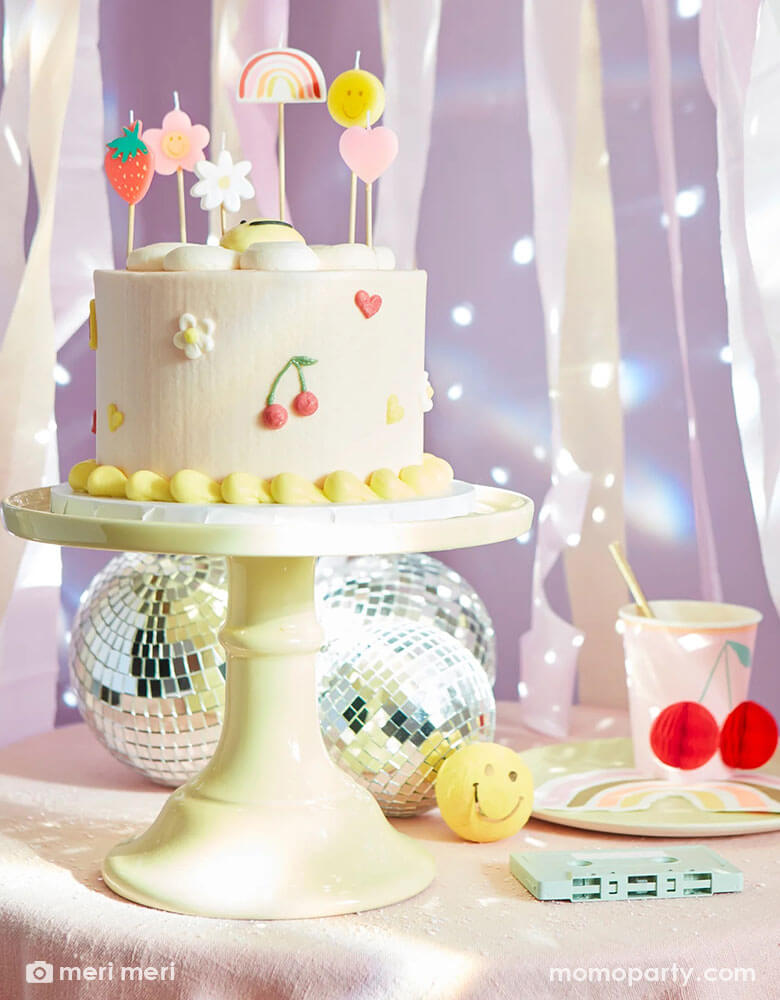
[2,484,533,919]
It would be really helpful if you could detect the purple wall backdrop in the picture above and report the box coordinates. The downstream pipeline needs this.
[49,0,779,726]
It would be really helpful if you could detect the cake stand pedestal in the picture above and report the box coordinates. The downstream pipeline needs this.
[2,485,533,919]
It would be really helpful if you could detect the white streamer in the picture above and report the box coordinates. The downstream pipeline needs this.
[374,0,442,268]
[0,1,32,347]
[738,1,780,612]
[51,0,112,350]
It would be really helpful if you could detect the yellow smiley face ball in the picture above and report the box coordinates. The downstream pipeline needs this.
[436,742,534,843]
[327,69,385,128]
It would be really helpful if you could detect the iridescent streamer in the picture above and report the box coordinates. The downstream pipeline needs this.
[520,0,626,734]
[0,0,81,626]
[707,0,780,616]
[698,0,771,603]
[210,0,289,232]
[374,0,442,268]
[520,0,585,738]
[0,1,32,347]
[556,0,626,708]
[642,0,722,603]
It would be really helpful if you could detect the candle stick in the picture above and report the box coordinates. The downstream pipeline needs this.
[236,47,326,221]
[365,181,373,249]
[127,111,136,256]
[220,133,227,236]
[278,103,286,222]
[143,93,209,244]
[348,172,357,244]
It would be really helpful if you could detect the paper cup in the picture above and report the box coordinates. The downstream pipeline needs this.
[618,600,762,782]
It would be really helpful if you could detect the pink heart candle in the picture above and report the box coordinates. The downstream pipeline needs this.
[338,126,399,184]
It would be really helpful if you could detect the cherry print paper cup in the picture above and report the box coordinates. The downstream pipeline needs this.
[618,600,762,782]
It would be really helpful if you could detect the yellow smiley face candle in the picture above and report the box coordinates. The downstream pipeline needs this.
[436,742,534,843]
[327,68,386,128]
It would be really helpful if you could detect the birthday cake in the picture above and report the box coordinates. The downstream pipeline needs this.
[67,52,453,507]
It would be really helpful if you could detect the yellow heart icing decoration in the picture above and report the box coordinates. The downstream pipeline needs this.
[126,470,173,503]
[86,465,127,498]
[368,468,416,500]
[270,473,328,505]
[88,298,98,350]
[221,472,273,505]
[322,471,377,503]
[170,469,222,504]
[386,394,404,425]
[68,459,98,492]
[107,403,124,432]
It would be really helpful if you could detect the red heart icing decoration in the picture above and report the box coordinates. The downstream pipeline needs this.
[355,290,382,318]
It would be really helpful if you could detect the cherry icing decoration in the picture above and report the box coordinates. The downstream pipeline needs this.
[719,701,778,769]
[293,391,318,416]
[262,403,288,429]
[262,355,319,429]
[649,701,719,770]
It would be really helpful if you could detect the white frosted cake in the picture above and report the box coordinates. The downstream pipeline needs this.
[68,224,452,505]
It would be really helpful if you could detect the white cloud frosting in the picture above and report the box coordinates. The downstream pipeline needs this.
[127,242,397,273]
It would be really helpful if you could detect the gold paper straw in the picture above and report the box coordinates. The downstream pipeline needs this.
[608,541,654,618]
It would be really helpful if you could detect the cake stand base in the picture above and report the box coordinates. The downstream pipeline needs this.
[103,555,434,919]
[103,771,434,920]
[2,484,533,919]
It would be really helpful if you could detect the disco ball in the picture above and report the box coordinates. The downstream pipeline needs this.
[318,621,496,817]
[69,553,228,786]
[316,554,496,682]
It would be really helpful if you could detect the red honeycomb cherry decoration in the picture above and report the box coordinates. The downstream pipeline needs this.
[720,701,778,770]
[261,355,318,429]
[649,638,778,771]
[649,701,719,770]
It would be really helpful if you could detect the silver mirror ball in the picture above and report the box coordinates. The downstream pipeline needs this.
[69,553,497,812]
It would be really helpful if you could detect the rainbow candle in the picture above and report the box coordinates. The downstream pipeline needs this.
[237,47,326,221]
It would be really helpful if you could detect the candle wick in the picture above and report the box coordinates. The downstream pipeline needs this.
[173,90,180,110]
[354,50,361,69]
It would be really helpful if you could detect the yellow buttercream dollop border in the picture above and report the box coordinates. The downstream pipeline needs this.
[67,454,454,506]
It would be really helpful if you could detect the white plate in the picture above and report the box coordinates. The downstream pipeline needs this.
[521,737,780,837]
[50,480,476,526]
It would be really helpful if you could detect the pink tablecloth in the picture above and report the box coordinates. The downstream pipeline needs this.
[0,704,776,1000]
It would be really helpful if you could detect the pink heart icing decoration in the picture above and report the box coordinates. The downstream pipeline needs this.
[339,126,399,184]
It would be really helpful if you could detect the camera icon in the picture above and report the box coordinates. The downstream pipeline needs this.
[26,961,54,984]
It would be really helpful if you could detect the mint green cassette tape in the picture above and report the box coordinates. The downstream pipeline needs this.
[510,847,743,902]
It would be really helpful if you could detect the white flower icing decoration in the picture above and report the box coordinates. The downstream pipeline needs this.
[190,150,254,213]
[174,313,215,360]
[422,371,434,413]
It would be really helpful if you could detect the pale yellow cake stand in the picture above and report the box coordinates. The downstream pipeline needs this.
[2,485,533,919]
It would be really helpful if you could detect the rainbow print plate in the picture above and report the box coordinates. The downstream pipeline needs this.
[521,738,780,837]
